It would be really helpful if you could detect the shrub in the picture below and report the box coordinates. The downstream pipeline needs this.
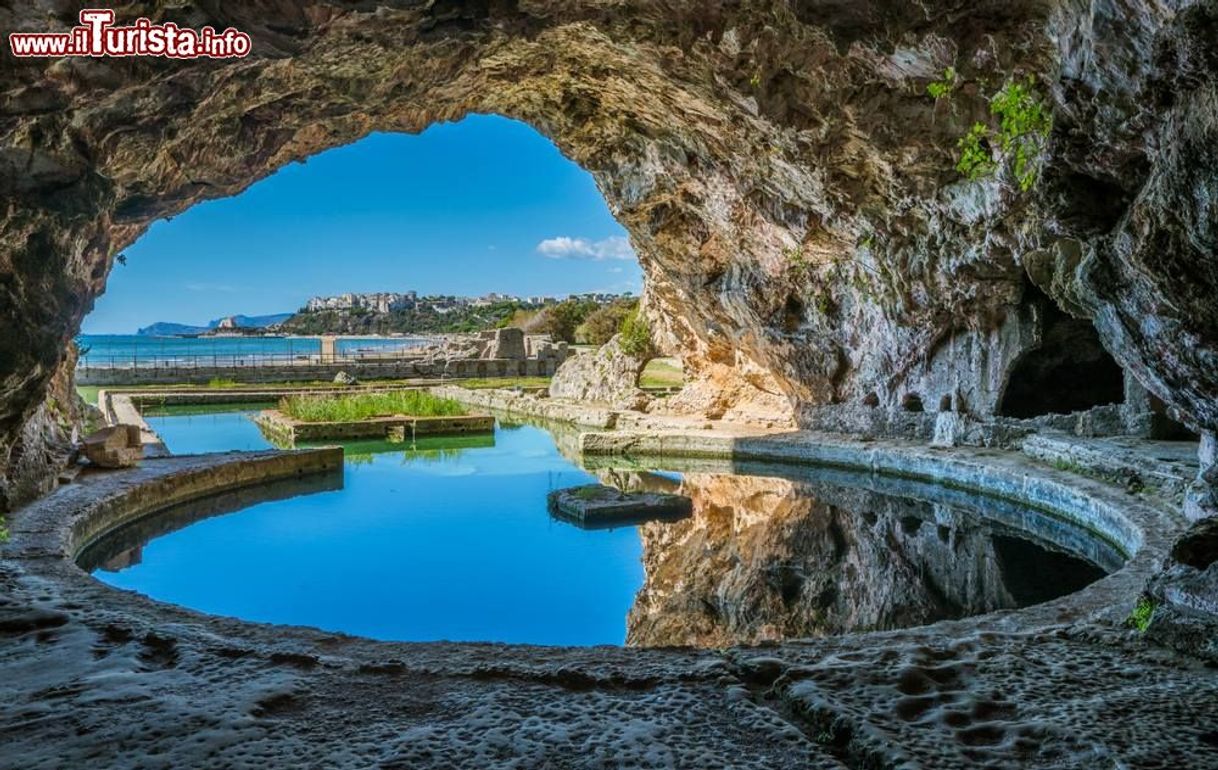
[926,66,957,100]
[1128,596,1157,633]
[953,76,1052,191]
[530,298,598,343]
[577,299,637,345]
[618,308,654,358]
[280,390,466,422]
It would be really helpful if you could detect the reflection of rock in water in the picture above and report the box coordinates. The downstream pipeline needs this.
[626,473,1102,647]
[100,545,142,572]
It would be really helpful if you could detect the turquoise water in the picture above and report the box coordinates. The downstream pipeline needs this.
[91,417,644,646]
[146,407,277,454]
[77,334,430,366]
[84,411,1114,646]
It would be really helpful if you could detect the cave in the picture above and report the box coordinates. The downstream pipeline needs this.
[3,1,1218,766]
[998,286,1126,418]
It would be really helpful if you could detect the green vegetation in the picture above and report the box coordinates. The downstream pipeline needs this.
[639,358,684,390]
[573,485,609,501]
[207,377,240,388]
[618,308,654,358]
[576,298,638,345]
[954,76,1052,191]
[76,385,100,406]
[926,66,957,100]
[281,298,527,335]
[956,122,996,181]
[1128,596,1157,633]
[279,390,467,423]
[457,377,551,390]
[529,297,601,343]
[0,515,8,544]
[784,245,810,276]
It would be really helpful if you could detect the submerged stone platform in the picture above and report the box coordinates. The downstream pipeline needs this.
[2,429,1216,768]
[251,409,494,446]
[548,484,693,529]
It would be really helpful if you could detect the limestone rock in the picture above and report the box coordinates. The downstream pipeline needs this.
[333,371,358,386]
[81,425,142,469]
[481,327,526,360]
[549,335,650,410]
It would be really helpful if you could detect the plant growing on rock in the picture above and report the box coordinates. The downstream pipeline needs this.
[618,308,654,358]
[926,66,957,100]
[1128,596,1157,633]
[784,245,809,277]
[953,76,1052,191]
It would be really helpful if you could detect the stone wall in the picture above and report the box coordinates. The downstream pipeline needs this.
[76,357,562,387]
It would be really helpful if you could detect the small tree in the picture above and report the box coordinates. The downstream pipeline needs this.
[618,308,654,358]
[577,299,637,345]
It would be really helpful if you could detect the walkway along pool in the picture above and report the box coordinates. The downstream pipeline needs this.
[78,407,1120,646]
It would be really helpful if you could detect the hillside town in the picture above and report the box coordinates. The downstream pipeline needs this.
[302,290,627,315]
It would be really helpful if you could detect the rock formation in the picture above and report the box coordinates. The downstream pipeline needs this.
[549,335,651,409]
[0,1,1215,508]
[627,472,1106,647]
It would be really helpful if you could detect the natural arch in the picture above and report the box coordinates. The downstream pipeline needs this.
[2,1,1217,507]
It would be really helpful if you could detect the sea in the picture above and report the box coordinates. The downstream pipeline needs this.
[76,334,432,366]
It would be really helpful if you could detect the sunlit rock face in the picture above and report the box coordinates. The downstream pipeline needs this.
[625,472,1104,647]
[1,1,1215,504]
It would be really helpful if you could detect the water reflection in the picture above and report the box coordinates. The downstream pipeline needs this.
[624,466,1114,647]
[83,414,1118,647]
[78,470,344,573]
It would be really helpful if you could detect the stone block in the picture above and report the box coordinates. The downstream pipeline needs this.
[82,424,142,468]
[484,327,526,360]
[547,484,692,529]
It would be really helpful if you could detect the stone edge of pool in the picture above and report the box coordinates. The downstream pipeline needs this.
[3,421,1212,767]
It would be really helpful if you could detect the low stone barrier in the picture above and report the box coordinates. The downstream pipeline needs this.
[252,409,494,446]
[32,448,345,562]
[77,357,561,386]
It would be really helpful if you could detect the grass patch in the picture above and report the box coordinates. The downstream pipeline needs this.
[456,377,551,390]
[1128,596,1157,633]
[572,485,611,500]
[0,515,8,544]
[76,386,101,406]
[279,390,467,423]
[207,377,240,388]
[640,358,684,390]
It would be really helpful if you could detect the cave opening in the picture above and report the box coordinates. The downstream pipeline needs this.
[997,285,1126,419]
[79,115,646,355]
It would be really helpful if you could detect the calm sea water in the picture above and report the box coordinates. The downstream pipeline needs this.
[76,334,430,365]
[82,412,1115,646]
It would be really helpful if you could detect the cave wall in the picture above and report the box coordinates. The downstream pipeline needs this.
[1,0,1215,506]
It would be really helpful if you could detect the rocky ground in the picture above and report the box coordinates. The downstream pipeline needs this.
[1,439,1216,769]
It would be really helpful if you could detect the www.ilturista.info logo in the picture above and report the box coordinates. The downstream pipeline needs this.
[9,9,251,59]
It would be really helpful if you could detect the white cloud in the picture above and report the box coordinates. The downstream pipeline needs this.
[607,266,624,273]
[536,235,634,261]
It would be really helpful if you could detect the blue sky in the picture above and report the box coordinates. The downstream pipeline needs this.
[83,114,642,333]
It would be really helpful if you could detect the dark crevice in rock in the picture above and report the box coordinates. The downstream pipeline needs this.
[998,284,1125,419]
